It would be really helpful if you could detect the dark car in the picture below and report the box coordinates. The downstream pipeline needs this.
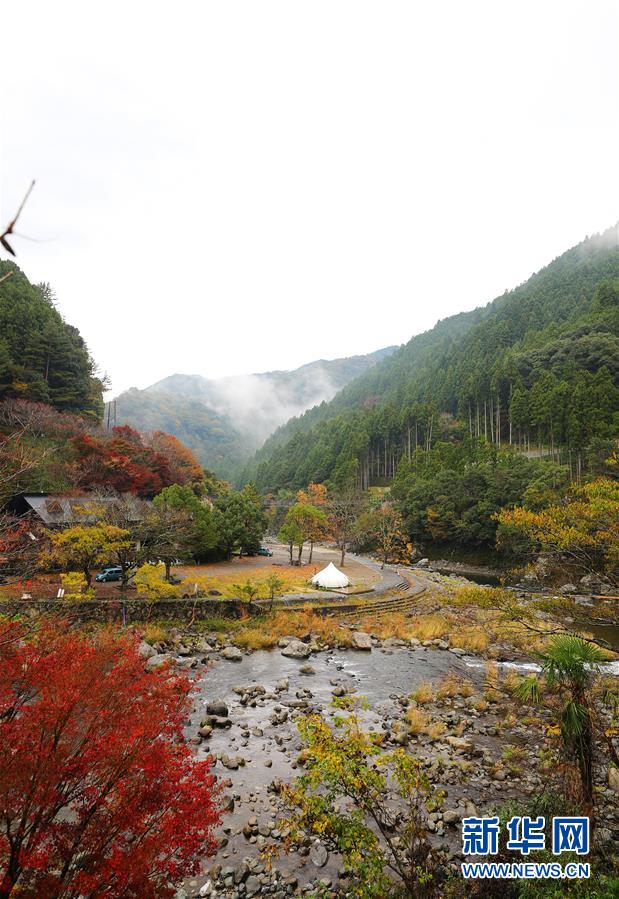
[256,547,273,557]
[95,566,123,582]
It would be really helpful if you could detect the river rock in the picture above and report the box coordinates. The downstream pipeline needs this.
[221,646,242,661]
[579,574,612,595]
[299,664,316,675]
[145,654,168,669]
[206,699,228,717]
[442,809,461,826]
[446,736,474,753]
[608,766,619,794]
[245,875,262,896]
[310,841,329,867]
[138,640,157,659]
[281,639,311,659]
[351,631,372,650]
[209,715,232,729]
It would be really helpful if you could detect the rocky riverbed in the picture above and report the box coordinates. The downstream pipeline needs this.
[146,630,619,898]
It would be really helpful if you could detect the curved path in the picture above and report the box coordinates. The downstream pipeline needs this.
[259,544,430,606]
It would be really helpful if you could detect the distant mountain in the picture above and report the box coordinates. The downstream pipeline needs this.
[112,347,397,477]
[244,225,619,492]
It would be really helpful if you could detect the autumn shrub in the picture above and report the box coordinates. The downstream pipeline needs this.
[284,699,443,897]
[0,619,221,898]
[60,571,95,600]
[134,563,181,601]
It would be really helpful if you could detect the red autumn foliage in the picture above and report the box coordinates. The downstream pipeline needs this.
[71,430,171,497]
[0,621,221,898]
[0,515,40,583]
[145,431,204,485]
[0,401,203,499]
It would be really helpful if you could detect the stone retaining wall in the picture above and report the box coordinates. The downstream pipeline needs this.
[0,597,256,624]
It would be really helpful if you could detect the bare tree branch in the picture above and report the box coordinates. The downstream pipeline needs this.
[0,180,36,256]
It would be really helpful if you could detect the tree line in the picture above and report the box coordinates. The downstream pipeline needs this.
[245,229,618,498]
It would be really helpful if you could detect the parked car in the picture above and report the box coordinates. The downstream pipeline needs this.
[95,566,123,582]
[257,547,273,557]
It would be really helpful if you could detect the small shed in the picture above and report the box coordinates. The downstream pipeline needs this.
[311,562,350,589]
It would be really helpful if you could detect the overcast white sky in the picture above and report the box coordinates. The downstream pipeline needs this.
[1,1,618,396]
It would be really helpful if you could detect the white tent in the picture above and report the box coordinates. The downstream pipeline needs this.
[311,562,350,589]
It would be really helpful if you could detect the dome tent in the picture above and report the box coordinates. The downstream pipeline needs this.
[311,562,350,589]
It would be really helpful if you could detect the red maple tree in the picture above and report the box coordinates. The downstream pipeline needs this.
[0,621,221,898]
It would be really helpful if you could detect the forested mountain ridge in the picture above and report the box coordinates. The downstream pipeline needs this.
[112,346,397,477]
[0,261,104,419]
[245,226,618,493]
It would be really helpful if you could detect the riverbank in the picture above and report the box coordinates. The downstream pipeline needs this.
[160,625,618,898]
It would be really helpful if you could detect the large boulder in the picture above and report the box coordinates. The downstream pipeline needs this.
[221,646,243,661]
[281,639,311,659]
[351,631,372,651]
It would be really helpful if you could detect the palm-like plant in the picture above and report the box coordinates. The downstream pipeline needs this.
[515,636,607,806]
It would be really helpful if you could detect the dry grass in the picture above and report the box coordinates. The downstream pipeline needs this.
[459,679,475,698]
[436,673,476,700]
[502,670,522,693]
[233,628,278,650]
[450,627,490,654]
[410,681,434,705]
[425,721,447,740]
[180,568,321,598]
[363,613,412,641]
[406,706,430,734]
[409,614,451,641]
[485,660,499,689]
[406,706,447,740]
[254,606,355,648]
[437,673,461,699]
[142,623,168,645]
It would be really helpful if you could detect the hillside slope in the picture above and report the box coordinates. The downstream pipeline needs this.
[113,347,397,476]
[245,226,618,492]
[0,261,103,419]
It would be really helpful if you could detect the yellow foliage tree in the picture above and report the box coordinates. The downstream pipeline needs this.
[60,571,95,601]
[48,524,132,588]
[134,563,180,602]
[496,478,619,579]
